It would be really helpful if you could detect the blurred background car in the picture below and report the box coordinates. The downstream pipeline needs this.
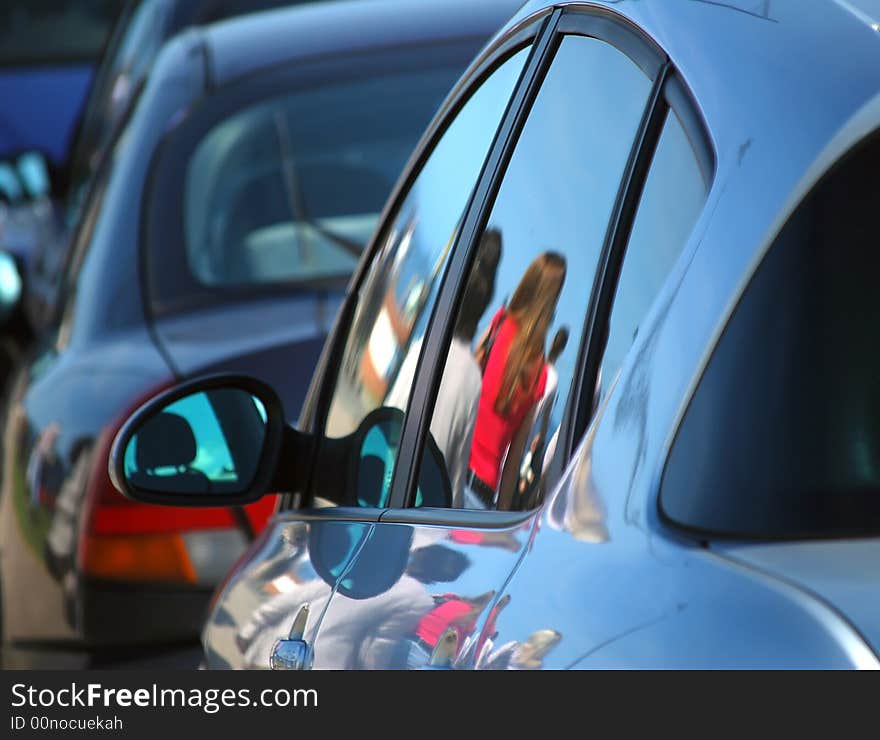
[0,0,520,668]
[0,0,125,388]
[0,0,316,396]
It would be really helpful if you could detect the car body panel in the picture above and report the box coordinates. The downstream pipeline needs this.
[203,0,525,88]
[203,516,375,669]
[471,400,878,669]
[714,540,880,664]
[202,512,535,669]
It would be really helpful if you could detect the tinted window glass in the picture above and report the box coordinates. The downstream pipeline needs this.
[418,36,653,510]
[661,131,880,539]
[183,63,466,288]
[317,47,531,507]
[596,108,708,407]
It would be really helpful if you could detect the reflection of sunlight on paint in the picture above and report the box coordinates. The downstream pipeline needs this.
[368,307,398,378]
[252,395,267,423]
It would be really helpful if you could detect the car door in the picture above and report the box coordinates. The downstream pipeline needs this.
[274,8,678,670]
[201,21,544,668]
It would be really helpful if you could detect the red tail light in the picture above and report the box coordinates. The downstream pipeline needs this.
[76,383,278,585]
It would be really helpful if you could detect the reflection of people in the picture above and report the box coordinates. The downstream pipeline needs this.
[27,422,63,508]
[386,229,502,506]
[467,252,567,510]
[518,326,569,506]
[479,628,562,670]
[405,589,496,669]
[235,542,471,669]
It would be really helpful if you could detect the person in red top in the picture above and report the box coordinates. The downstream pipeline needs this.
[468,251,567,510]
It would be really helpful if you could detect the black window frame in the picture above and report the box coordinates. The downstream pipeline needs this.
[143,38,486,319]
[283,5,713,529]
[389,7,683,525]
[568,71,716,456]
[282,9,554,518]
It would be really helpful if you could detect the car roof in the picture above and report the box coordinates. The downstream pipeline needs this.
[200,0,523,88]
[501,1,880,165]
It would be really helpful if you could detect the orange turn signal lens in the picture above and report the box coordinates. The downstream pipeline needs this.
[80,532,197,584]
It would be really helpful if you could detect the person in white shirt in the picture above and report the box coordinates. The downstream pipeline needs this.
[386,230,502,507]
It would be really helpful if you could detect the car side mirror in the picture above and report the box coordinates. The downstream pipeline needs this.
[109,374,302,506]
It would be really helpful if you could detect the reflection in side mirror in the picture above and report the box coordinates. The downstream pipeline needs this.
[110,375,288,506]
[350,406,451,509]
[17,151,50,200]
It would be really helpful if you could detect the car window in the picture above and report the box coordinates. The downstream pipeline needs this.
[182,61,471,289]
[317,46,532,508]
[415,35,654,510]
[661,129,880,540]
[595,107,709,408]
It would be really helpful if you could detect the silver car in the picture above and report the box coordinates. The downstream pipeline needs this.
[111,0,880,669]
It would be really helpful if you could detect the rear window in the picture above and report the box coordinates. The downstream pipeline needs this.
[660,130,880,540]
[182,60,465,288]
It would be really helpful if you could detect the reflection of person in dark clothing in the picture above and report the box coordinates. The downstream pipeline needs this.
[386,229,503,506]
[518,326,569,507]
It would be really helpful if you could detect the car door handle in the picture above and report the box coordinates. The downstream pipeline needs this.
[270,604,313,671]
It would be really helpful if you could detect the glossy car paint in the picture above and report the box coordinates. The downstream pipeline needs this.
[0,0,517,668]
[204,0,880,668]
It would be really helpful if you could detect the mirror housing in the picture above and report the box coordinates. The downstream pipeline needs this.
[110,374,453,511]
[109,374,302,507]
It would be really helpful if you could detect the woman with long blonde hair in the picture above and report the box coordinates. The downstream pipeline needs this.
[467,251,566,509]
